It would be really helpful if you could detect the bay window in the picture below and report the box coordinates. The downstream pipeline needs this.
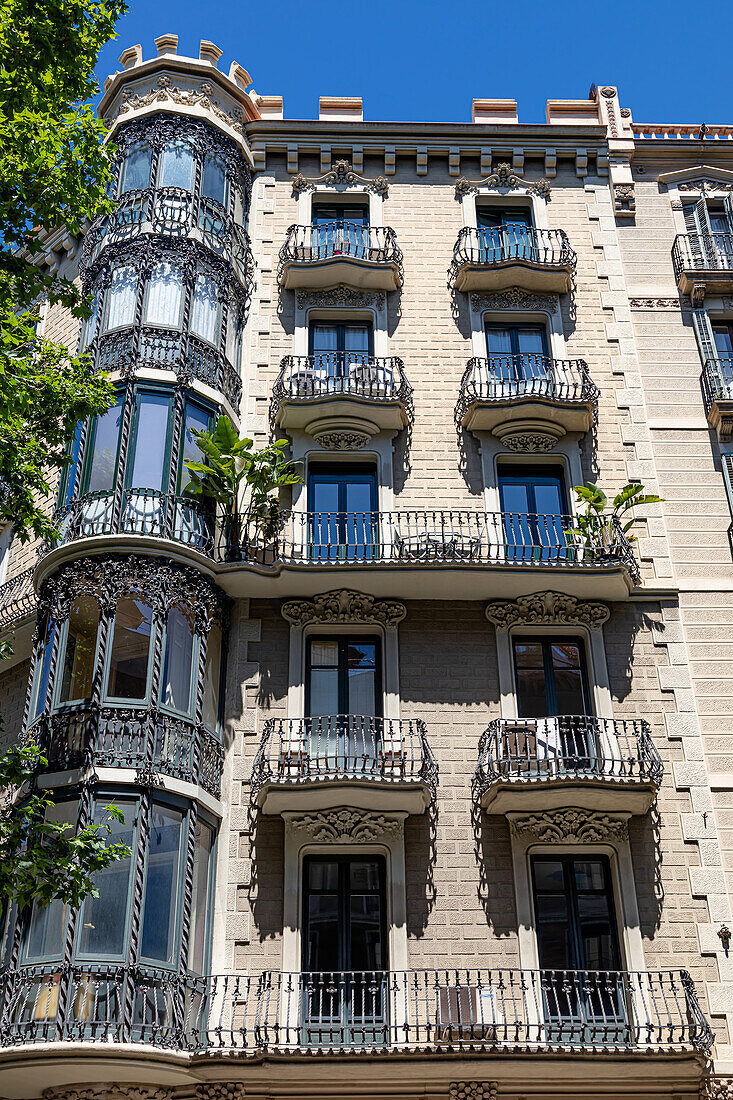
[76,798,136,959]
[56,594,101,706]
[158,141,195,191]
[118,145,152,195]
[161,603,195,716]
[105,595,154,703]
[143,263,184,329]
[190,274,220,344]
[103,267,138,332]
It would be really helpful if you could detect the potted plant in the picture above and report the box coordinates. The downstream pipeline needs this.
[565,482,664,562]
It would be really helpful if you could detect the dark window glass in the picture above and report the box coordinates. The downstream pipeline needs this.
[531,854,620,973]
[58,423,84,509]
[140,803,183,965]
[119,146,152,194]
[84,396,123,495]
[58,595,100,705]
[202,621,222,735]
[188,818,215,973]
[77,800,135,958]
[32,616,57,721]
[498,465,567,559]
[307,637,379,717]
[106,596,153,701]
[308,465,378,561]
[202,156,227,204]
[312,203,369,227]
[713,323,733,357]
[24,801,78,959]
[161,604,194,714]
[303,855,386,973]
[476,205,532,228]
[159,142,194,190]
[178,401,212,495]
[309,322,373,380]
[129,392,171,493]
[512,636,590,718]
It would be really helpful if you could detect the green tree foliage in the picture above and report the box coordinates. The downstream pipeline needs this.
[0,0,126,542]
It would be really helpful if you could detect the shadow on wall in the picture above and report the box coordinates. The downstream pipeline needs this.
[629,806,664,937]
[456,425,486,497]
[249,814,286,943]
[605,601,663,704]
[472,804,520,939]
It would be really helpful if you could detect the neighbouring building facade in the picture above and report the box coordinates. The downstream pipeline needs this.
[2,33,733,1100]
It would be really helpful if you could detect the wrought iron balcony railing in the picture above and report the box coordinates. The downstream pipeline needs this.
[33,704,223,797]
[271,354,413,409]
[250,715,438,805]
[279,223,403,278]
[82,187,254,286]
[51,488,215,557]
[90,325,242,410]
[702,357,733,414]
[220,510,639,581]
[473,716,663,801]
[450,226,576,280]
[1,966,711,1054]
[456,355,598,425]
[673,232,733,277]
[0,568,35,633]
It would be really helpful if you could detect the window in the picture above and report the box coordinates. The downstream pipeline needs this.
[139,803,184,966]
[308,321,373,384]
[308,464,378,561]
[24,801,78,960]
[684,197,733,269]
[160,604,195,715]
[201,154,227,206]
[81,290,101,350]
[225,305,242,368]
[178,400,213,496]
[713,321,733,358]
[202,620,223,736]
[30,616,56,723]
[76,799,136,959]
[306,637,380,763]
[188,818,215,973]
[311,202,370,260]
[476,205,533,263]
[485,322,549,387]
[513,637,591,718]
[127,391,172,494]
[312,202,369,227]
[58,423,84,510]
[158,142,195,190]
[82,395,123,496]
[119,145,152,195]
[103,267,138,332]
[144,263,184,329]
[498,464,568,559]
[56,595,100,706]
[190,274,220,344]
[105,595,154,702]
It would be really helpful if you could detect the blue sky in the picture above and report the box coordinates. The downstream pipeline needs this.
[94,0,732,125]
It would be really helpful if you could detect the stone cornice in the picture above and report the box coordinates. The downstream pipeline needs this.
[281,589,406,629]
[485,591,610,631]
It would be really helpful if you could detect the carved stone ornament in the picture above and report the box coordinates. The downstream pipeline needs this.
[500,431,558,453]
[471,288,558,313]
[629,296,689,309]
[485,590,610,630]
[282,588,406,629]
[613,183,636,217]
[449,1085,498,1100]
[701,1079,733,1100]
[678,178,733,193]
[510,808,629,843]
[296,286,386,310]
[112,75,247,140]
[312,430,370,450]
[455,163,551,200]
[287,807,404,842]
[196,1086,246,1100]
[44,1088,170,1100]
[292,159,389,197]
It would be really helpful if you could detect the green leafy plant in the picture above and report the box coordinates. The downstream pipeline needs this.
[184,417,302,542]
[567,482,664,551]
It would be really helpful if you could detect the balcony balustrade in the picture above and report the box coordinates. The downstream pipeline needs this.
[474,716,663,815]
[90,325,242,410]
[33,705,223,797]
[456,355,598,443]
[701,357,733,441]
[251,715,437,814]
[278,223,403,290]
[1,965,710,1055]
[81,186,254,286]
[271,354,412,443]
[450,226,576,293]
[0,568,35,634]
[672,233,733,295]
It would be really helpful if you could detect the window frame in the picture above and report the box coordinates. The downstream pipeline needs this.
[484,320,549,359]
[101,592,157,708]
[79,389,125,498]
[307,464,378,514]
[137,795,189,970]
[51,594,103,713]
[142,262,186,332]
[158,601,199,721]
[305,634,383,719]
[124,385,176,495]
[530,852,622,973]
[497,462,569,516]
[301,853,388,973]
[511,634,592,718]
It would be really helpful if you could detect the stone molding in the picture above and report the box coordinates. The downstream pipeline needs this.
[499,431,558,453]
[471,288,558,313]
[510,809,629,843]
[44,1089,169,1100]
[296,285,386,310]
[485,591,610,631]
[312,430,370,450]
[291,159,389,197]
[455,162,551,200]
[286,807,404,842]
[112,75,246,139]
[678,178,733,193]
[282,589,407,629]
[449,1085,498,1100]
[629,296,690,309]
[701,1078,733,1100]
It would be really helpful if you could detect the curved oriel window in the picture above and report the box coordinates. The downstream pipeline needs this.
[159,140,195,191]
[57,594,100,706]
[144,262,184,328]
[119,144,152,194]
[104,266,138,332]
[105,595,154,702]
[190,273,220,344]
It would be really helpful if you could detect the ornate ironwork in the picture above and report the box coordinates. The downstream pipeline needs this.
[449,226,576,288]
[702,357,733,416]
[673,233,733,283]
[455,355,599,426]
[278,223,404,285]
[0,966,712,1053]
[0,568,36,633]
[472,715,663,804]
[250,715,438,805]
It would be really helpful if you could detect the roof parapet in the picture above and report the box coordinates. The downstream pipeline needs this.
[319,97,364,123]
[472,99,518,125]
[154,33,178,57]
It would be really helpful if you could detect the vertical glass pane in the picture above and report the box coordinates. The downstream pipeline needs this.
[161,604,194,714]
[349,894,383,971]
[144,263,183,328]
[515,326,546,355]
[310,325,338,353]
[77,800,135,957]
[58,595,99,704]
[343,325,371,354]
[344,479,374,514]
[309,640,339,717]
[159,142,194,190]
[202,156,226,204]
[202,622,222,734]
[32,617,57,721]
[179,402,211,495]
[347,642,377,715]
[130,393,170,492]
[310,479,340,514]
[306,895,339,972]
[85,397,123,495]
[486,326,513,356]
[81,291,101,350]
[190,275,219,343]
[225,306,240,366]
[59,423,84,509]
[713,325,733,356]
[106,596,153,700]
[533,481,565,518]
[104,267,138,331]
[120,146,152,194]
[140,804,183,965]
[25,801,78,959]
[188,820,214,973]
[551,643,586,715]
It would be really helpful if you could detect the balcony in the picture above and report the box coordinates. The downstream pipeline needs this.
[33,704,223,796]
[216,509,639,600]
[0,568,35,634]
[702,357,733,441]
[250,715,436,814]
[271,354,412,445]
[90,326,242,411]
[672,233,733,297]
[474,716,662,815]
[450,226,575,294]
[278,223,403,290]
[456,355,598,444]
[81,187,254,286]
[2,965,710,1057]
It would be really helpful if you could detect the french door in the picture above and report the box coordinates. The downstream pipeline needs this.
[498,465,568,561]
[485,323,549,394]
[476,206,533,263]
[302,855,388,1046]
[308,322,373,390]
[308,465,378,561]
[306,636,381,768]
[311,203,370,260]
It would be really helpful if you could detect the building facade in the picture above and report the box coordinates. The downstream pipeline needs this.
[0,33,733,1100]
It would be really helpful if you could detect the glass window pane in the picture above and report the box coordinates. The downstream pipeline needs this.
[82,291,101,350]
[306,894,338,972]
[77,800,135,957]
[486,326,513,356]
[514,642,544,669]
[309,861,339,891]
[106,596,153,700]
[310,325,338,353]
[140,804,183,965]
[713,325,733,356]
[515,327,546,355]
[144,263,183,328]
[202,622,222,734]
[104,267,138,331]
[161,604,194,714]
[533,861,565,893]
[32,618,57,721]
[120,146,152,194]
[309,669,339,716]
[130,393,170,492]
[179,402,211,495]
[534,893,572,970]
[25,801,78,959]
[85,397,123,495]
[349,893,383,971]
[311,640,339,667]
[350,860,381,892]
[188,819,214,973]
[58,595,99,704]
[159,142,194,190]
[516,669,549,718]
[574,861,606,892]
[343,325,371,353]
[190,275,219,343]
[202,156,226,204]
